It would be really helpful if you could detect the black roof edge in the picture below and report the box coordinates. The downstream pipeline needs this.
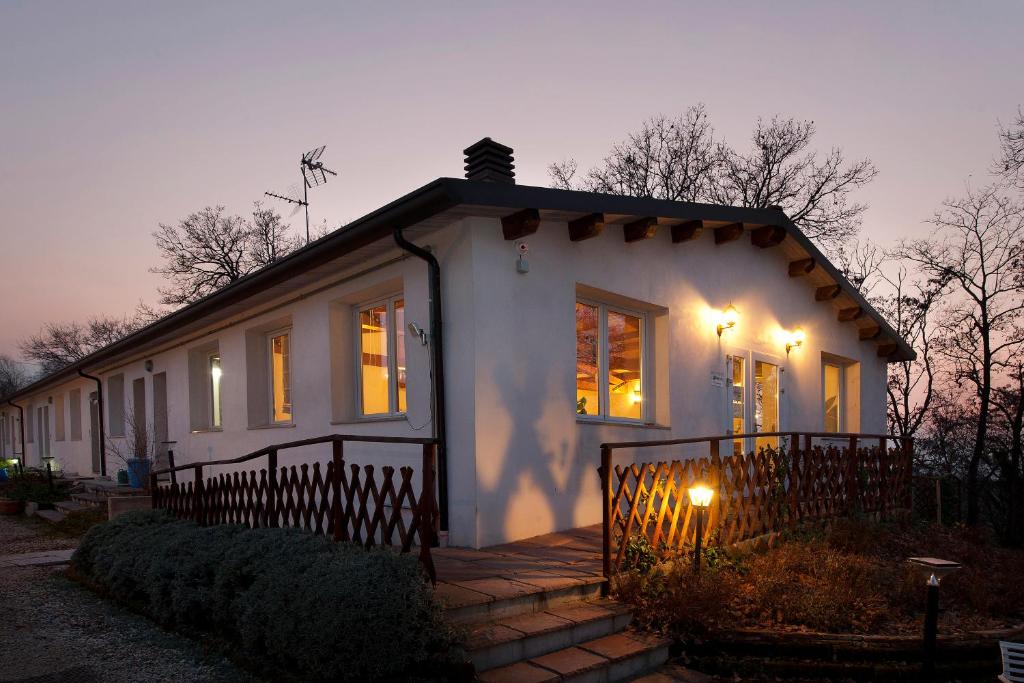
[2,177,911,403]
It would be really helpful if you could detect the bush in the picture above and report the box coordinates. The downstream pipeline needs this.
[71,511,465,682]
[0,474,70,504]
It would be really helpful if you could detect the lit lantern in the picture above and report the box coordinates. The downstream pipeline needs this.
[688,485,714,508]
[717,304,739,337]
[786,328,806,354]
[688,484,714,574]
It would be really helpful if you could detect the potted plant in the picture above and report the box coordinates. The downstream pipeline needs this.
[107,412,155,490]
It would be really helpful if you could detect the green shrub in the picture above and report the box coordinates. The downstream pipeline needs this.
[71,510,465,682]
[0,474,71,504]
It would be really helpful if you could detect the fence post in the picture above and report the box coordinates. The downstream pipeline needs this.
[167,449,177,486]
[419,443,438,583]
[789,432,800,528]
[600,445,613,596]
[847,436,859,514]
[878,436,888,518]
[149,470,158,504]
[267,448,278,529]
[331,439,344,542]
[46,461,54,491]
[902,438,914,510]
[193,464,204,526]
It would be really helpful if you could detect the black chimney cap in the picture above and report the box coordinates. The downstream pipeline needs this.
[464,137,515,184]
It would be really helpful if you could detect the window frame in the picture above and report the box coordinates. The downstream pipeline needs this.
[266,327,293,425]
[822,361,845,433]
[354,294,406,418]
[725,349,785,452]
[208,352,223,429]
[576,297,649,425]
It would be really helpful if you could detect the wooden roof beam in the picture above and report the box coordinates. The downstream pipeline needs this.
[671,220,704,243]
[859,325,881,341]
[877,341,899,358]
[815,284,842,301]
[788,258,816,277]
[624,217,658,243]
[568,213,604,242]
[750,225,787,248]
[714,222,744,244]
[838,306,864,322]
[501,208,540,240]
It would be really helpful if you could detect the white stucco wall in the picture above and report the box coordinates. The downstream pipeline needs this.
[2,211,892,549]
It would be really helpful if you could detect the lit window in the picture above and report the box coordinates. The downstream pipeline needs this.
[824,362,842,433]
[209,354,223,428]
[358,297,406,416]
[269,330,292,423]
[754,360,780,451]
[729,355,745,455]
[576,300,645,421]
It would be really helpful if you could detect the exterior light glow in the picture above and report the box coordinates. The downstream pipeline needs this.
[717,304,739,337]
[688,485,714,508]
[210,365,223,381]
[786,328,806,354]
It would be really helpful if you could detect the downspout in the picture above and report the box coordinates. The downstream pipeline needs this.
[78,370,106,477]
[393,227,449,534]
[6,400,25,467]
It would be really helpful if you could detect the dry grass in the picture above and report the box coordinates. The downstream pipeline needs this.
[614,518,1024,637]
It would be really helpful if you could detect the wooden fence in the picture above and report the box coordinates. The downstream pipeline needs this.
[600,431,913,579]
[150,434,439,582]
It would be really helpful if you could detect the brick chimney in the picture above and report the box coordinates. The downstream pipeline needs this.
[463,137,515,184]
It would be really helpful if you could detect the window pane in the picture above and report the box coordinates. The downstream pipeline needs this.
[731,356,745,455]
[395,299,407,413]
[824,363,841,433]
[360,304,390,414]
[575,303,600,416]
[608,310,642,420]
[754,360,779,451]
[271,333,291,422]
[209,355,222,428]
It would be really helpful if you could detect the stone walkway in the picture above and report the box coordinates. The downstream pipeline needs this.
[0,548,76,568]
[432,524,606,610]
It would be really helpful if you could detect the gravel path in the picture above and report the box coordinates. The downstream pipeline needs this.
[0,516,257,683]
[0,513,79,554]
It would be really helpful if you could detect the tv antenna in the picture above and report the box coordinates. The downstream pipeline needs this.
[264,145,338,243]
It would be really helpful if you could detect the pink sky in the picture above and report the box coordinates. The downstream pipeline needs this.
[1,1,1022,361]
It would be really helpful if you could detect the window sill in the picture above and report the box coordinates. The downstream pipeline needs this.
[247,423,296,430]
[190,428,223,434]
[331,415,407,425]
[576,418,670,430]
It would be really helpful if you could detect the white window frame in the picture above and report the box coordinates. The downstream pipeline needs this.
[822,361,845,433]
[354,295,406,417]
[725,349,786,451]
[266,327,293,425]
[576,297,648,424]
[208,352,223,429]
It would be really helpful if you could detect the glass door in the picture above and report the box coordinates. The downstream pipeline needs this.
[753,360,780,451]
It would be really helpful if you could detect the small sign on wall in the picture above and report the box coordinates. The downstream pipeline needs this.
[710,371,725,388]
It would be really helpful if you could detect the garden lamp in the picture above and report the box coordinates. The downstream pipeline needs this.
[689,485,714,573]
[908,556,961,679]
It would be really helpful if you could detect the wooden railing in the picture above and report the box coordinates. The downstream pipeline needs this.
[150,434,439,582]
[599,431,913,581]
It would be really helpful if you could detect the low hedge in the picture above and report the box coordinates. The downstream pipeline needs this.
[71,510,466,682]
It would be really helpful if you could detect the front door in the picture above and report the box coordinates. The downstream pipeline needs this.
[753,359,780,451]
[89,392,101,474]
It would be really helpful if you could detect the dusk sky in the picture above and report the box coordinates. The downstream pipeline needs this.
[1,1,1021,360]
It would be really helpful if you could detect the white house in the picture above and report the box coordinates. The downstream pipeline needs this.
[0,138,912,548]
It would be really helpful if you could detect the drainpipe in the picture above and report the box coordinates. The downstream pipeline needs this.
[6,400,25,467]
[78,370,106,477]
[393,227,449,534]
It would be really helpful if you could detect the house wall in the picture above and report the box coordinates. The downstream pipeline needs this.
[458,216,889,547]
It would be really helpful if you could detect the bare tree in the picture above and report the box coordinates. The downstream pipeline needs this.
[249,201,302,265]
[551,107,877,253]
[897,184,1024,525]
[990,363,1024,543]
[19,314,149,374]
[997,107,1024,189]
[878,267,941,439]
[550,106,718,202]
[834,239,885,295]
[0,355,29,397]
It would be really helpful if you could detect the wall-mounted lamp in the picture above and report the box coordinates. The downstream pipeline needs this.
[717,304,739,337]
[785,328,806,355]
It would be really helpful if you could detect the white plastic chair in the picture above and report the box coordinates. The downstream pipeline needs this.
[1000,641,1024,683]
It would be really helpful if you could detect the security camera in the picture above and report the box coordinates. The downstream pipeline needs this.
[516,241,529,255]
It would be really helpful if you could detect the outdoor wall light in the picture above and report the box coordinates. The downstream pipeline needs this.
[908,557,961,679]
[785,328,806,354]
[688,484,714,573]
[717,304,739,337]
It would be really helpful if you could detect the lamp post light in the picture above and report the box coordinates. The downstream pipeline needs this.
[908,557,961,681]
[689,485,714,574]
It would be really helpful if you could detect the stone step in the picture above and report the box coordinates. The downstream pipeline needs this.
[440,575,606,625]
[478,630,671,683]
[468,599,633,672]
[35,509,66,524]
[70,492,107,507]
[54,500,93,514]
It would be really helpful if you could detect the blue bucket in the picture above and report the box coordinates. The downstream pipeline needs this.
[126,459,151,488]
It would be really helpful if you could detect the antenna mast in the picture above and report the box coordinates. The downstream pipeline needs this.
[264,145,338,243]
